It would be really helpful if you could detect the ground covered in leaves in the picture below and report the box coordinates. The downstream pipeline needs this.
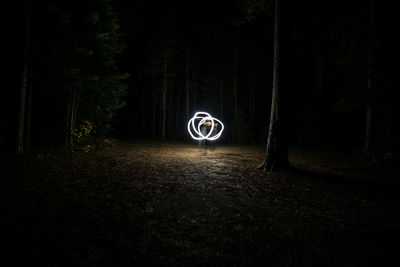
[1,141,400,266]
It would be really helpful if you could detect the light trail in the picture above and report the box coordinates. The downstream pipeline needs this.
[187,112,224,141]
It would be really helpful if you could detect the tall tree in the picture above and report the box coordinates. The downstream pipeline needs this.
[219,72,224,120]
[174,80,182,138]
[162,54,167,140]
[16,0,31,153]
[25,62,33,150]
[185,48,190,124]
[36,0,128,147]
[168,70,174,138]
[145,26,176,140]
[65,85,79,147]
[152,73,157,137]
[259,0,290,171]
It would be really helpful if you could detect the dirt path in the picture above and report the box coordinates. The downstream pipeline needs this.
[1,142,399,266]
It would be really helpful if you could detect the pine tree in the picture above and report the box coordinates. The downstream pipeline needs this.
[16,0,31,153]
[35,0,128,147]
[259,0,291,171]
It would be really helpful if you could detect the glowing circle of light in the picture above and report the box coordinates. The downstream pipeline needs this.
[187,112,224,141]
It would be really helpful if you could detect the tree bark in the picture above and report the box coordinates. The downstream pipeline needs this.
[69,89,76,146]
[168,85,173,138]
[162,54,167,140]
[175,83,181,137]
[186,48,190,123]
[220,73,224,120]
[152,74,156,137]
[189,53,197,111]
[65,88,79,147]
[314,25,324,143]
[65,91,72,147]
[72,88,80,142]
[193,87,197,111]
[16,0,31,154]
[70,90,76,146]
[259,0,290,172]
[140,88,145,136]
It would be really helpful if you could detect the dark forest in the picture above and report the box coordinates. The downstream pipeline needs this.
[1,0,399,265]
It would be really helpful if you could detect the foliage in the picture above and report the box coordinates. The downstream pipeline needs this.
[34,0,128,143]
[234,0,272,25]
[73,120,96,152]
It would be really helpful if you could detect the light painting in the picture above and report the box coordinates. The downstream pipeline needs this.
[187,112,224,141]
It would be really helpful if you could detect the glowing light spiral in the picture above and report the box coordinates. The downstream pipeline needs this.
[187,112,224,141]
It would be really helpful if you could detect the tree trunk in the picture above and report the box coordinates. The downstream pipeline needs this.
[252,80,255,128]
[162,55,167,140]
[16,0,31,154]
[72,89,80,141]
[314,29,324,143]
[25,65,33,150]
[220,73,224,120]
[249,79,252,128]
[152,75,156,137]
[65,91,72,147]
[316,32,324,107]
[259,0,290,172]
[189,53,197,111]
[193,87,197,111]
[140,88,145,136]
[65,88,79,148]
[233,46,238,117]
[365,0,375,154]
[175,83,181,137]
[186,48,190,123]
[168,86,173,138]
[70,89,76,146]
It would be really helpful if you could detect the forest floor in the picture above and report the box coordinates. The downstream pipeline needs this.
[1,141,400,266]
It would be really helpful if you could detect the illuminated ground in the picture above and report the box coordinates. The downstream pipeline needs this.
[1,141,400,266]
